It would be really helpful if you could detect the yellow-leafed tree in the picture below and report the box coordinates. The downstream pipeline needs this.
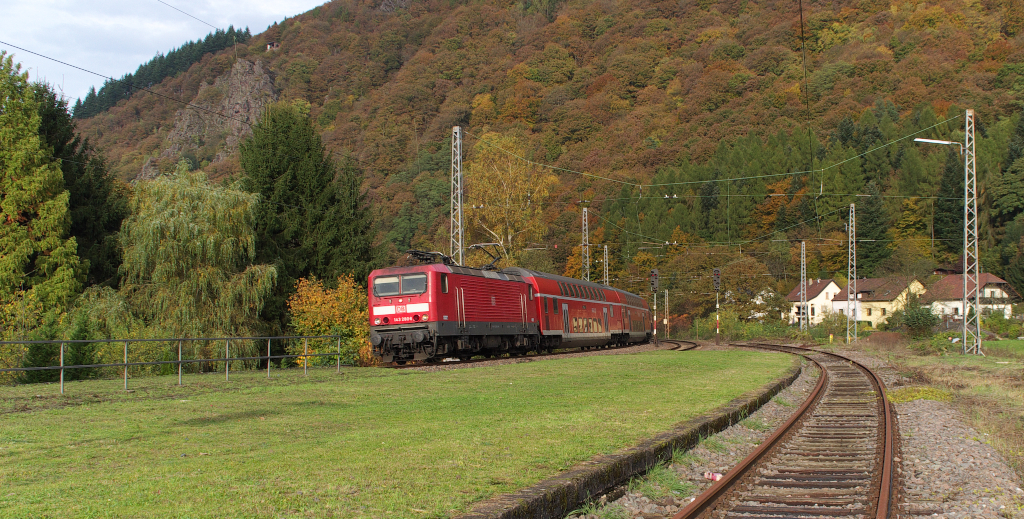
[467,130,558,267]
[287,275,374,366]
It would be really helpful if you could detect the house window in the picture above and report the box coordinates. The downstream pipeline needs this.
[811,306,816,316]
[839,309,844,315]
[988,290,993,298]
[882,308,886,316]
[954,307,959,315]
[867,308,872,317]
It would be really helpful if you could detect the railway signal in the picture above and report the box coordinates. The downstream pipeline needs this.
[649,269,659,292]
[713,268,721,345]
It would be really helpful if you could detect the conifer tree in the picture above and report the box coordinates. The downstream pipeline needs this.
[934,149,964,256]
[239,102,374,331]
[34,83,128,286]
[0,52,82,310]
[857,181,892,276]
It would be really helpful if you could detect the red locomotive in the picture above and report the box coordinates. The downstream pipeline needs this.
[368,252,653,363]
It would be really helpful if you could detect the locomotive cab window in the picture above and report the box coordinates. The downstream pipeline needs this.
[373,276,401,296]
[440,274,448,294]
[553,298,559,313]
[401,274,427,295]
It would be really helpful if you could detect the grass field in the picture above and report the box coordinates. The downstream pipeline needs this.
[0,350,795,519]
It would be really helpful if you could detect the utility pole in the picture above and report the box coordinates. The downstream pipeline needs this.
[913,109,981,355]
[450,126,463,265]
[847,204,857,344]
[582,208,590,282]
[603,245,609,286]
[664,289,669,339]
[800,241,807,332]
[963,109,982,355]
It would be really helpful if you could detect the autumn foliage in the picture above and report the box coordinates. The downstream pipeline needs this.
[286,275,375,366]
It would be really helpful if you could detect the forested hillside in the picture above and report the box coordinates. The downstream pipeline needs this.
[72,0,1024,317]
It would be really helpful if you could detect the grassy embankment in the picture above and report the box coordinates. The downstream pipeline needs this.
[0,350,795,518]
[853,337,1024,481]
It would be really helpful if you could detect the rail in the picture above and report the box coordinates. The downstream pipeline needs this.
[0,335,347,395]
[672,342,895,519]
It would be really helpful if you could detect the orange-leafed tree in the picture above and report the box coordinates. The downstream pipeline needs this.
[287,274,374,366]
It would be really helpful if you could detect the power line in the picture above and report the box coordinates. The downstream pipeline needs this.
[0,40,251,127]
[155,0,219,31]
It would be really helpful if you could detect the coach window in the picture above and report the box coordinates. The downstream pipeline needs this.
[401,274,427,295]
[544,297,549,313]
[529,285,534,300]
[573,285,581,298]
[440,274,448,294]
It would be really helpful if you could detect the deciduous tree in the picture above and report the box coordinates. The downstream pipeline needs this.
[119,164,277,342]
[466,131,558,266]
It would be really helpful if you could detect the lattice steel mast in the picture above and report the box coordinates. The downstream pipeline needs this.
[800,241,807,331]
[963,110,982,355]
[450,126,463,265]
[847,203,857,344]
[581,207,590,281]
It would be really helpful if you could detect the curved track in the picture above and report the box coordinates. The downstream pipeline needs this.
[673,343,895,519]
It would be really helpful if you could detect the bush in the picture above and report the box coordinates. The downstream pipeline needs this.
[983,313,1023,338]
[904,306,939,338]
[287,275,374,366]
[910,331,960,355]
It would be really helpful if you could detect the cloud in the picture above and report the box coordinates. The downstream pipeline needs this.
[1,0,327,102]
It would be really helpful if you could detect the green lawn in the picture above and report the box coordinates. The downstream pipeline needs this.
[0,350,795,518]
[984,338,1024,358]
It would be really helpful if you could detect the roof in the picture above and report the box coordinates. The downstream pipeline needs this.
[920,273,1018,303]
[830,277,918,302]
[786,279,839,302]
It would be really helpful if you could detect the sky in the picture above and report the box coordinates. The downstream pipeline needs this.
[0,0,329,103]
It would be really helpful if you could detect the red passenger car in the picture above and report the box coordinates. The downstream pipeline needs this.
[368,260,652,363]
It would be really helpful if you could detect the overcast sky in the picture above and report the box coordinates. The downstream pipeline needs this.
[0,0,328,103]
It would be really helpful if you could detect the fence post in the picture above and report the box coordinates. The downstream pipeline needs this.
[337,336,341,373]
[225,339,230,382]
[177,339,182,386]
[60,342,65,395]
[304,337,308,376]
[267,338,272,379]
[124,340,129,391]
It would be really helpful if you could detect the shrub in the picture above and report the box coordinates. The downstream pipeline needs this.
[287,275,373,366]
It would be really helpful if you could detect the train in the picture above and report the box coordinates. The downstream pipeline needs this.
[368,251,653,363]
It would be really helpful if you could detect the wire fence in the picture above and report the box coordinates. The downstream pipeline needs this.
[0,335,346,394]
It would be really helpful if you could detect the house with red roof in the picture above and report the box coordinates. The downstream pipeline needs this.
[830,277,926,328]
[920,273,1018,319]
[785,279,842,326]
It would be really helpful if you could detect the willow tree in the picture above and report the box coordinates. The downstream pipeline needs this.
[467,131,558,266]
[0,52,82,313]
[119,165,277,344]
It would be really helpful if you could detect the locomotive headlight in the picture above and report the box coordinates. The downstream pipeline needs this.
[423,314,429,320]
[374,318,381,325]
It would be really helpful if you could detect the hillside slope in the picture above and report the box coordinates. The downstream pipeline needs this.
[75,0,1024,280]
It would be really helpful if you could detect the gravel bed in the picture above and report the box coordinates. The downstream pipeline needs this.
[834,347,1024,518]
[568,359,820,519]
[402,341,681,373]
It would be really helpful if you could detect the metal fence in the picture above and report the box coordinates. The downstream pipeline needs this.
[0,335,346,394]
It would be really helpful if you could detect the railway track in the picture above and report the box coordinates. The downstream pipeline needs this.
[388,338,698,368]
[673,343,895,519]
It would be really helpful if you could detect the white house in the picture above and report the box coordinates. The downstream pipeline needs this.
[921,273,1017,319]
[830,277,926,328]
[786,279,842,326]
